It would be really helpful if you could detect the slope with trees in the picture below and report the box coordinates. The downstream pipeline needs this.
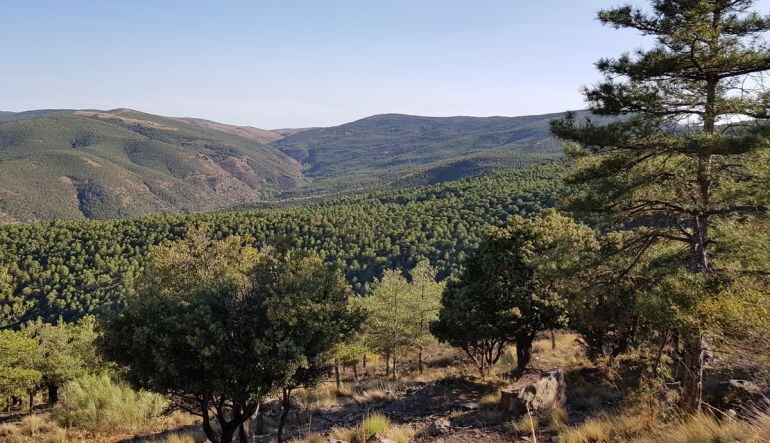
[0,164,565,323]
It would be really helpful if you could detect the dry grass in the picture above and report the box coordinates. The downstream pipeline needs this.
[632,409,770,443]
[325,413,396,443]
[289,432,326,443]
[509,412,540,436]
[161,429,207,443]
[383,423,415,443]
[558,409,770,443]
[531,331,589,370]
[559,412,651,443]
[0,414,71,443]
[480,388,501,409]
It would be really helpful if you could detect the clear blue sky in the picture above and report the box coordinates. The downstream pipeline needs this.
[3,0,769,128]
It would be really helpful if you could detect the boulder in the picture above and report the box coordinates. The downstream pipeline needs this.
[500,369,565,417]
[709,379,765,409]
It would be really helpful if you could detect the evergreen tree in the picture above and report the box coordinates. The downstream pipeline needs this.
[432,211,596,376]
[363,270,415,378]
[552,0,770,411]
[0,330,40,410]
[407,260,444,374]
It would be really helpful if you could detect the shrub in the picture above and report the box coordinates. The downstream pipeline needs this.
[361,413,390,438]
[52,373,167,433]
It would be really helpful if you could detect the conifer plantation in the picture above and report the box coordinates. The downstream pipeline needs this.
[1,1,769,442]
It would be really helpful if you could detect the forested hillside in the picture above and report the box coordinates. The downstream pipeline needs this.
[273,112,568,183]
[0,109,304,222]
[0,108,572,222]
[0,163,565,324]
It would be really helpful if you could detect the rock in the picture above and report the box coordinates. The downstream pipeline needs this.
[500,369,566,417]
[458,400,480,411]
[709,379,765,409]
[366,433,396,443]
[426,417,452,436]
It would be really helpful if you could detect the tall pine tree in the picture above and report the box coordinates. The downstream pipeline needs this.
[552,0,770,411]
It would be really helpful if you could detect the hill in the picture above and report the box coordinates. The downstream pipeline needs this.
[0,163,565,322]
[271,112,569,184]
[0,109,304,222]
[0,108,575,222]
[172,116,285,143]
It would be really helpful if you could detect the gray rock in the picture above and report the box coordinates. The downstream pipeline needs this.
[500,369,566,417]
[366,433,396,443]
[458,400,480,411]
[426,417,452,436]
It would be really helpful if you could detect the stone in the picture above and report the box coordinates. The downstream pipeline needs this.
[458,400,480,411]
[500,369,566,417]
[366,433,396,443]
[426,417,452,436]
[714,379,765,409]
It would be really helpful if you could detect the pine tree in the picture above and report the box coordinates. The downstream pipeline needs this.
[407,260,444,374]
[552,0,770,411]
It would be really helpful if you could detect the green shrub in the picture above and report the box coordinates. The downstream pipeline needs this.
[361,413,390,439]
[52,373,167,433]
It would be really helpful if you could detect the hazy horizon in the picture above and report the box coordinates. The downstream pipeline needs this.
[4,0,769,128]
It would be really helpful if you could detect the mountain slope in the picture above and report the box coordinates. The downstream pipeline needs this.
[271,112,569,181]
[0,109,303,222]
[173,117,285,143]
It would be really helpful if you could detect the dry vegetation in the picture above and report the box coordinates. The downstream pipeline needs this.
[1,332,767,442]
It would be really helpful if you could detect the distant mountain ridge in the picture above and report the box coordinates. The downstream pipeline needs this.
[272,112,568,180]
[0,108,575,222]
[0,108,303,222]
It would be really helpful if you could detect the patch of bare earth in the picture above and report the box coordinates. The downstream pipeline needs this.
[74,111,178,131]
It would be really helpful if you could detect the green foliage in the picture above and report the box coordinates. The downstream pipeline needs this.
[0,329,41,398]
[363,269,415,358]
[274,112,568,183]
[0,164,565,323]
[431,210,596,375]
[51,373,167,433]
[22,316,102,398]
[551,0,770,410]
[362,261,444,371]
[408,261,445,351]
[100,235,364,443]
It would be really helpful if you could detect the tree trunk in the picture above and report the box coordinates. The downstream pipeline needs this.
[392,351,397,380]
[47,384,58,405]
[202,406,219,443]
[515,336,534,377]
[352,362,358,381]
[220,426,236,443]
[362,354,366,369]
[385,351,390,377]
[334,364,341,390]
[277,388,292,443]
[480,345,486,377]
[28,391,33,415]
[238,422,247,443]
[681,333,705,412]
[418,346,424,374]
[255,403,265,435]
[550,330,556,350]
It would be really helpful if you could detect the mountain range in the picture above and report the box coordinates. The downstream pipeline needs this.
[0,108,571,222]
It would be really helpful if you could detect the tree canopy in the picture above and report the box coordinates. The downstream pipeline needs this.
[552,0,770,411]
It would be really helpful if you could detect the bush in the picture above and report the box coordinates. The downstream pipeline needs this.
[52,373,167,433]
[361,413,390,438]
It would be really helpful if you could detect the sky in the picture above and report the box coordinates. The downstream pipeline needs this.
[3,1,770,128]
